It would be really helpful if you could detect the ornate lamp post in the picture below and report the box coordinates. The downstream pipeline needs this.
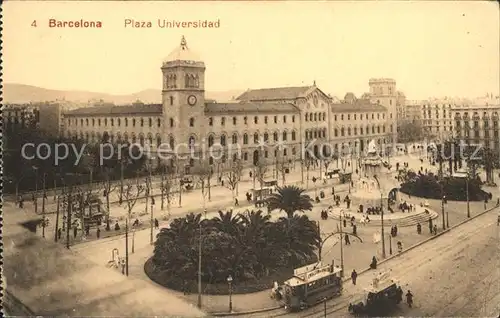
[227,275,233,313]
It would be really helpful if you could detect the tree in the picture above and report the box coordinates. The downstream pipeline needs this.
[276,160,288,186]
[102,167,119,222]
[254,160,268,200]
[225,159,243,199]
[160,165,175,219]
[397,120,424,143]
[122,178,145,275]
[303,158,313,189]
[266,185,314,218]
[192,161,212,206]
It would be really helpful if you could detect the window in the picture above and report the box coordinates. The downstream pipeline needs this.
[170,118,174,127]
[283,115,287,123]
[170,96,174,105]
[264,132,269,142]
[208,135,214,147]
[104,118,108,126]
[98,119,101,126]
[140,118,144,127]
[334,128,338,137]
[254,133,259,144]
[86,119,89,126]
[149,118,152,127]
[334,115,337,121]
[111,118,114,126]
[244,116,248,125]
[209,117,213,126]
[314,113,317,121]
[341,114,344,120]
[274,116,278,123]
[282,131,287,141]
[92,118,95,126]
[221,117,226,126]
[354,114,357,120]
[117,118,121,126]
[80,119,83,126]
[347,127,351,136]
[232,133,238,144]
[372,114,374,119]
[348,114,350,120]
[132,119,136,127]
[233,117,237,125]
[274,132,278,142]
[220,135,226,146]
[305,114,309,122]
[157,118,161,127]
[124,118,128,127]
[284,148,287,156]
[243,152,248,161]
[243,133,248,144]
[377,113,380,119]
[341,128,345,136]
[292,131,296,140]
[189,118,195,127]
[254,116,258,124]
[292,115,295,123]
[264,116,268,124]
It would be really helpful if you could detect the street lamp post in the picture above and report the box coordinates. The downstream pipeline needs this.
[132,228,136,254]
[339,210,344,277]
[42,173,47,238]
[374,175,386,259]
[150,193,155,245]
[227,275,233,313]
[466,172,470,218]
[389,230,392,255]
[323,297,327,317]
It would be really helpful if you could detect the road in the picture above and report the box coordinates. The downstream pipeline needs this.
[241,207,500,318]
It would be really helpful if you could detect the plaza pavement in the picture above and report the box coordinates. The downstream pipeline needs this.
[7,151,499,315]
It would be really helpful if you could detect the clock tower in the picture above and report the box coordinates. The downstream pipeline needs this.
[161,36,206,169]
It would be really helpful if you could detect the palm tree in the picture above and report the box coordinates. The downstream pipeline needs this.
[211,210,243,237]
[266,185,313,218]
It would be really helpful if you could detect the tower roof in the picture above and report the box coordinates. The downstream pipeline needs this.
[163,36,203,64]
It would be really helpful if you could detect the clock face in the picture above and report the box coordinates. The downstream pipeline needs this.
[188,95,197,106]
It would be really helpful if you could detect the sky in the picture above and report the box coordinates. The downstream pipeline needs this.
[3,1,499,100]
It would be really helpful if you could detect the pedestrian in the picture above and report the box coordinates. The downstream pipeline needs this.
[57,228,62,240]
[370,256,377,269]
[73,226,78,238]
[343,219,347,228]
[429,217,433,234]
[433,224,438,235]
[154,218,159,229]
[96,227,101,239]
[19,198,24,208]
[115,222,120,231]
[345,234,350,245]
[235,198,239,206]
[416,223,422,234]
[85,225,90,236]
[351,269,358,285]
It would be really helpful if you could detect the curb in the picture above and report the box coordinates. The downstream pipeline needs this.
[210,305,283,317]
[209,205,499,317]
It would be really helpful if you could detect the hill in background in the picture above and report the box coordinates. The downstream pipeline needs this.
[3,83,243,105]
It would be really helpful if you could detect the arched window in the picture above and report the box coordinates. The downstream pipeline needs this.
[139,134,145,146]
[292,131,296,140]
[377,126,380,133]
[208,135,214,147]
[185,74,190,87]
[148,134,153,145]
[348,127,351,136]
[264,132,269,142]
[104,118,108,126]
[254,133,259,144]
[282,131,287,141]
[243,133,248,144]
[372,125,375,133]
[156,135,161,147]
[341,128,345,136]
[189,117,195,127]
[220,134,226,146]
[274,132,279,141]
[334,128,338,137]
[188,136,195,149]
[232,133,238,144]
[169,136,175,150]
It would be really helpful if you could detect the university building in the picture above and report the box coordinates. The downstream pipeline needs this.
[63,36,399,172]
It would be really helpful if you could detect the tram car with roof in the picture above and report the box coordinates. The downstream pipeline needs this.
[279,261,343,311]
[348,271,403,316]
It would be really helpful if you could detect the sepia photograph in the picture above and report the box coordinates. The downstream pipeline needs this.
[1,1,499,317]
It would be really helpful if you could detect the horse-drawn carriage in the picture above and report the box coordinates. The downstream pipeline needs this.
[348,271,403,316]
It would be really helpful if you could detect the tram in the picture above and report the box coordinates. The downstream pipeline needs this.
[280,261,343,311]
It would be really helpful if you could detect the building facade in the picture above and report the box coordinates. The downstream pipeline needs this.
[64,36,397,172]
[452,98,500,153]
